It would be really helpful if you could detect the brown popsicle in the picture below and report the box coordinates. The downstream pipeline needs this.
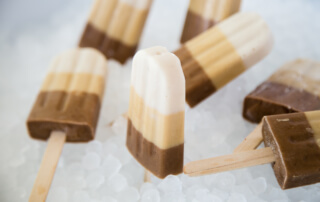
[184,110,320,189]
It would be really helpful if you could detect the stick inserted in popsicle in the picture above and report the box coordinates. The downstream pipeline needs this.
[27,48,108,201]
[184,110,320,189]
[126,46,185,179]
[234,59,320,152]
[174,12,273,107]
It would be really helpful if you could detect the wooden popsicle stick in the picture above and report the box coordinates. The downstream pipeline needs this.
[144,170,151,182]
[184,147,275,177]
[29,131,66,202]
[233,122,263,153]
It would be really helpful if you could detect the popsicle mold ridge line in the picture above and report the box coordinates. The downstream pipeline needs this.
[27,48,108,142]
[262,111,320,189]
[79,0,153,64]
[126,46,185,179]
[243,59,320,123]
[174,12,273,107]
[181,0,242,43]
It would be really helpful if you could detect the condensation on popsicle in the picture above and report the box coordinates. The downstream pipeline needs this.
[27,48,108,142]
[79,0,153,64]
[180,0,241,43]
[243,59,320,123]
[174,12,273,107]
[126,46,185,179]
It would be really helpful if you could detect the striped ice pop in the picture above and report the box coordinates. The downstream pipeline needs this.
[27,48,108,142]
[181,0,241,43]
[174,12,273,107]
[126,46,185,178]
[79,0,153,64]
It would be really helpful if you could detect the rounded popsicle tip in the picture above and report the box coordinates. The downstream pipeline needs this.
[131,46,185,114]
[217,12,274,68]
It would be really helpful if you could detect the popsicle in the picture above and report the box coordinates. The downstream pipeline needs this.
[235,59,320,152]
[79,0,153,64]
[126,46,185,179]
[27,48,108,201]
[180,0,241,43]
[184,110,320,189]
[174,12,273,107]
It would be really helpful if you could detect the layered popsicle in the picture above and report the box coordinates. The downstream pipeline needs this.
[174,12,273,107]
[243,59,320,123]
[27,48,108,201]
[27,48,108,142]
[184,111,320,189]
[126,46,185,179]
[180,0,241,43]
[79,0,153,64]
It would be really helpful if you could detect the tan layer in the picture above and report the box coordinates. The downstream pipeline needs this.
[128,87,184,149]
[185,28,245,89]
[121,9,149,45]
[87,0,149,46]
[269,60,320,98]
[88,0,118,31]
[41,73,105,100]
[305,111,320,147]
[189,0,241,21]
[107,2,134,41]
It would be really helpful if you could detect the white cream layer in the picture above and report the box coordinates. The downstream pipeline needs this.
[48,48,108,77]
[217,12,274,68]
[131,46,185,114]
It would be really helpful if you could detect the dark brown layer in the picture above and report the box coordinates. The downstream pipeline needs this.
[243,81,320,123]
[27,91,101,142]
[180,10,215,44]
[263,113,320,189]
[174,46,216,107]
[79,23,137,64]
[126,119,183,179]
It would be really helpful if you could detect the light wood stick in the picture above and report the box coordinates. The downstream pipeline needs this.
[144,170,151,182]
[29,131,66,202]
[233,122,263,153]
[184,147,275,177]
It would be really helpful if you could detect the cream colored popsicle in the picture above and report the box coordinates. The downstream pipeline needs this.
[79,0,153,64]
[27,48,108,201]
[174,12,273,107]
[181,0,242,43]
[126,46,185,179]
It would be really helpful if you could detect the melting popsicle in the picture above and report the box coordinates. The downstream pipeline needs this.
[79,0,153,64]
[126,46,185,179]
[174,12,273,107]
[235,59,320,152]
[27,48,108,201]
[184,110,320,189]
[180,0,242,43]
